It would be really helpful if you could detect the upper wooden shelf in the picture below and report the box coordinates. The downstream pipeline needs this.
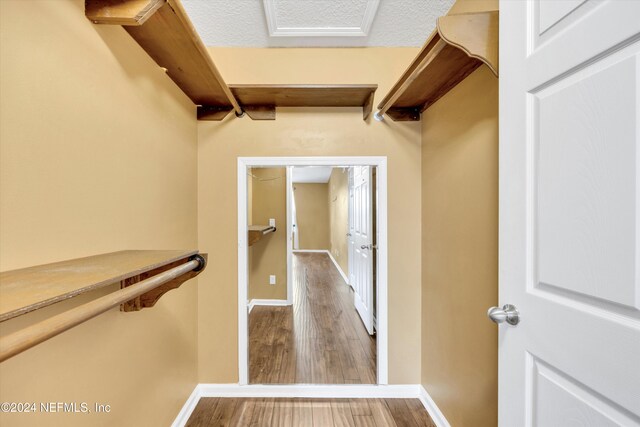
[86,0,242,120]
[224,84,378,121]
[248,225,276,246]
[0,250,203,321]
[377,11,498,121]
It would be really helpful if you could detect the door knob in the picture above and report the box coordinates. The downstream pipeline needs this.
[487,304,519,325]
[361,244,369,250]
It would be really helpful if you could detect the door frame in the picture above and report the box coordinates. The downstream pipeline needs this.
[238,156,388,385]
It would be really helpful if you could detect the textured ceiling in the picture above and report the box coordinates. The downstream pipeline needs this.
[275,0,369,28]
[182,0,456,47]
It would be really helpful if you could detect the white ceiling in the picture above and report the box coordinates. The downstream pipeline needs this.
[292,166,334,183]
[182,0,456,48]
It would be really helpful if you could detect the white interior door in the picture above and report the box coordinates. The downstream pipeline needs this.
[500,1,640,426]
[351,165,374,335]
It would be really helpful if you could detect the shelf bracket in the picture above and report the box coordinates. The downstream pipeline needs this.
[244,105,276,120]
[197,105,233,121]
[120,254,207,312]
[386,108,421,122]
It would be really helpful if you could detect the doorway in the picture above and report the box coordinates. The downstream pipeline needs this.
[237,157,388,386]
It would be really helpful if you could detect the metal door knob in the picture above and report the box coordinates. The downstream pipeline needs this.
[487,304,519,325]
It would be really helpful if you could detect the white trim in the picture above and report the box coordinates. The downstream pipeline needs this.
[375,159,388,384]
[292,249,350,285]
[171,385,202,427]
[286,166,293,305]
[263,0,380,38]
[326,250,349,285]
[238,159,249,385]
[238,156,388,386]
[418,385,452,427]
[172,384,451,427]
[200,383,419,399]
[248,298,290,313]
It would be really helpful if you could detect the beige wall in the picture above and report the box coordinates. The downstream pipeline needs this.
[0,1,198,426]
[328,168,350,277]
[294,183,330,250]
[420,1,498,423]
[198,47,423,384]
[249,168,287,300]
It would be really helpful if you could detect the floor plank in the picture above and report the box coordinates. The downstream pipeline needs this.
[250,398,275,426]
[271,399,294,427]
[311,400,334,426]
[291,399,314,427]
[187,398,435,427]
[227,399,256,427]
[383,399,420,427]
[404,398,438,427]
[330,399,356,427]
[249,252,376,384]
[185,397,219,427]
[369,399,398,427]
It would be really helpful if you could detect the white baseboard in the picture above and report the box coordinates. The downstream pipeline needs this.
[248,299,290,313]
[325,250,350,285]
[171,385,201,427]
[172,384,451,427]
[293,249,349,285]
[418,385,451,427]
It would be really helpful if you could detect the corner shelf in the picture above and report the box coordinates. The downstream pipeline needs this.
[376,11,498,121]
[0,250,206,321]
[248,225,276,246]
[86,0,242,120]
[226,84,378,121]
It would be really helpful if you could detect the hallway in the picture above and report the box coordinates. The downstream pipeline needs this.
[249,252,376,384]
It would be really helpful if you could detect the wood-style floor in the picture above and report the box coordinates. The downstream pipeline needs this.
[186,398,436,427]
[249,252,376,384]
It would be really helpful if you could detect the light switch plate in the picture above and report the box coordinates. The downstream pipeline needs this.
[269,275,276,285]
[269,218,276,227]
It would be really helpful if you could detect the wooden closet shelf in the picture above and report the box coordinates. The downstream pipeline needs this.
[248,225,276,246]
[221,84,379,121]
[85,2,378,122]
[86,0,241,118]
[377,11,498,121]
[0,250,206,321]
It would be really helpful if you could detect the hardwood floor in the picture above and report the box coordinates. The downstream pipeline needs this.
[186,398,437,427]
[249,252,376,384]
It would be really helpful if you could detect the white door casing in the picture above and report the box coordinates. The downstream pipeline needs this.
[352,165,375,335]
[500,1,640,426]
[238,157,388,385]
[348,167,355,289]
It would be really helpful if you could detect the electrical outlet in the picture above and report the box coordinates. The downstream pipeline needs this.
[269,275,276,285]
[269,218,276,227]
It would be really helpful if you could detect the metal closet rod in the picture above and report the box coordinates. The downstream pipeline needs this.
[0,255,206,363]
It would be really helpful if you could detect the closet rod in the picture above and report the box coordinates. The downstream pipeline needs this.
[0,255,206,363]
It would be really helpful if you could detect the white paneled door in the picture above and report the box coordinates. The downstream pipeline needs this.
[350,165,374,335]
[500,1,640,426]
